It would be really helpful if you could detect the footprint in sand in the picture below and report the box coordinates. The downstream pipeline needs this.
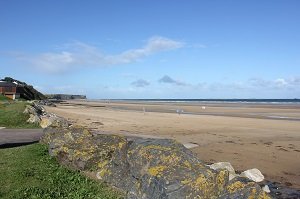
[283,171,296,176]
[263,141,273,146]
[225,140,236,144]
[92,121,103,125]
[215,150,223,153]
[278,148,289,152]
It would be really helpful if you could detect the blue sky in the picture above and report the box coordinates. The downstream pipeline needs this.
[1,0,299,99]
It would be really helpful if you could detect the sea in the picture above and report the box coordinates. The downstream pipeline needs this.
[97,99,300,105]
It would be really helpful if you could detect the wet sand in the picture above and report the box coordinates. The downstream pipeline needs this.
[46,100,300,189]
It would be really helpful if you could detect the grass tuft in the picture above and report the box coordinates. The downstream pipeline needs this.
[0,143,123,199]
[0,102,39,128]
[0,94,11,101]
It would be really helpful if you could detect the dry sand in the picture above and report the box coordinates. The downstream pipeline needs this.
[46,100,300,189]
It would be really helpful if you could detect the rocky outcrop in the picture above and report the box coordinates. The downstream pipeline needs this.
[25,101,69,128]
[40,126,271,199]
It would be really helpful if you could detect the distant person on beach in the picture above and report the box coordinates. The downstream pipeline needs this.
[176,109,184,115]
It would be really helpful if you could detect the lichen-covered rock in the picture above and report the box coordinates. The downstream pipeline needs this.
[123,138,229,199]
[24,102,68,128]
[40,114,69,128]
[220,177,270,199]
[40,127,271,199]
[208,162,238,181]
[27,114,41,124]
[24,102,46,116]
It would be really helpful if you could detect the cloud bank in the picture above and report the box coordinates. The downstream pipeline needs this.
[16,36,184,74]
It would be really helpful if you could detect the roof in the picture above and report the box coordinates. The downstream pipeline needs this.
[0,81,17,87]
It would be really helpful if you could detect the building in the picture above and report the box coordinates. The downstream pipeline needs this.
[0,81,21,100]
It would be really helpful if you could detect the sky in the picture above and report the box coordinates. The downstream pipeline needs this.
[0,0,299,99]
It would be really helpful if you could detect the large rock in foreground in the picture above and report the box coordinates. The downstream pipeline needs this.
[40,127,271,199]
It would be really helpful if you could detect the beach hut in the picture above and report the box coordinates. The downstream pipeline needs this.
[0,81,21,100]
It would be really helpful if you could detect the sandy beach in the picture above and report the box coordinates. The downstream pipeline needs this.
[45,100,300,189]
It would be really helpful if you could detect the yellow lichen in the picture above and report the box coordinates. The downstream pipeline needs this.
[97,160,109,169]
[188,174,214,195]
[83,129,91,136]
[148,165,167,176]
[118,141,125,149]
[97,168,111,178]
[216,170,228,191]
[160,153,181,165]
[183,160,192,169]
[181,179,192,185]
[227,181,246,193]
[143,145,172,151]
[62,146,69,153]
[247,188,257,199]
[257,191,272,199]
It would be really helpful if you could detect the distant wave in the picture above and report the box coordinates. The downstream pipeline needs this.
[91,99,300,104]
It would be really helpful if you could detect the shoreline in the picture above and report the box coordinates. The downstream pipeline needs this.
[60,99,300,121]
[46,100,300,189]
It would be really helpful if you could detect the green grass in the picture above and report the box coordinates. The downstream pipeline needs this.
[0,94,11,101]
[0,143,123,199]
[0,102,40,128]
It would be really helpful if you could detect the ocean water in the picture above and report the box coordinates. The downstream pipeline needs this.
[99,99,300,104]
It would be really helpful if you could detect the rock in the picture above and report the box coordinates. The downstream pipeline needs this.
[124,138,228,199]
[229,173,239,181]
[40,114,69,128]
[220,177,270,199]
[267,181,300,198]
[24,102,46,116]
[38,100,56,107]
[262,185,270,193]
[209,162,235,174]
[208,162,238,181]
[240,168,264,182]
[40,127,271,199]
[27,114,41,124]
[23,105,37,115]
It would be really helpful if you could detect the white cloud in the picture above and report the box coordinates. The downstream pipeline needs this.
[274,78,288,88]
[15,36,184,74]
[249,77,300,89]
